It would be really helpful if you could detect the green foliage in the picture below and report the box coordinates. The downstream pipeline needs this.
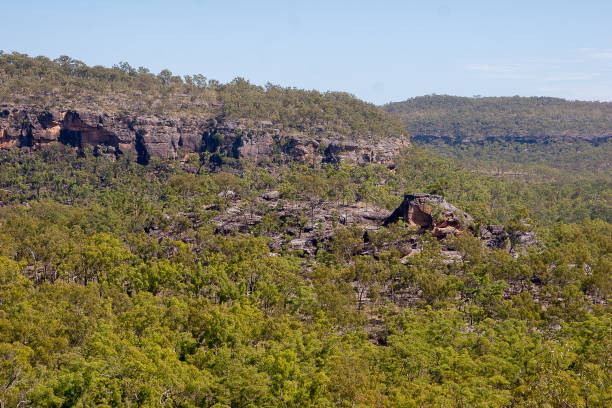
[0,88,610,406]
[385,94,612,144]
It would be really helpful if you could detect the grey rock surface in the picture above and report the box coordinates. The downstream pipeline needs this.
[1,105,410,166]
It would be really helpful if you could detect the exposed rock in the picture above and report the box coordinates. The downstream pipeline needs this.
[384,193,473,238]
[0,105,410,166]
[440,249,463,264]
[385,194,537,256]
[508,221,538,256]
[211,194,392,256]
[139,187,537,264]
[262,190,280,200]
[480,221,537,257]
[479,225,510,251]
[218,190,237,199]
[207,191,538,259]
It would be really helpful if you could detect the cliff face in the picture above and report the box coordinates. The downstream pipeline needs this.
[0,106,409,166]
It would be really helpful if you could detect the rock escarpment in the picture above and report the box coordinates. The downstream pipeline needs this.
[0,105,409,166]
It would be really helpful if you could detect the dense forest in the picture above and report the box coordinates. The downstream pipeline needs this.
[0,53,610,407]
[1,143,610,407]
[384,95,612,144]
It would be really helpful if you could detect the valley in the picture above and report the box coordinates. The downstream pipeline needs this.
[0,52,610,408]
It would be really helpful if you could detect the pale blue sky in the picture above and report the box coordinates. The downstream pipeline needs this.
[2,1,612,104]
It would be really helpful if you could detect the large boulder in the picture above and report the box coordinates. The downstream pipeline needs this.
[479,225,510,250]
[384,193,474,238]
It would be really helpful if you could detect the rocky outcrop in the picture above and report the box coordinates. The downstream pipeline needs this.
[0,107,140,156]
[211,192,392,255]
[190,191,536,259]
[480,222,537,256]
[384,193,536,256]
[0,105,409,166]
[479,225,509,250]
[384,193,474,238]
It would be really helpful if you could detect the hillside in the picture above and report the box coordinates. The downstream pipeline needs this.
[384,94,612,144]
[1,142,610,407]
[0,52,610,407]
[0,52,407,166]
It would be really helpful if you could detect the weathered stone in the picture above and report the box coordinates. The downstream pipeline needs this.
[384,194,538,256]
[509,221,538,255]
[0,105,410,166]
[384,193,473,238]
[480,225,510,250]
[262,190,280,200]
[480,221,537,256]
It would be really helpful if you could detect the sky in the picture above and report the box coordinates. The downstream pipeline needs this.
[2,0,612,104]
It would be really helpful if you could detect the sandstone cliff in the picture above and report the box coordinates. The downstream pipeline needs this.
[0,105,409,166]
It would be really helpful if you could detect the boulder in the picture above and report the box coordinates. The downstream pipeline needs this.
[262,190,280,200]
[384,193,473,238]
[479,224,510,250]
[480,221,537,256]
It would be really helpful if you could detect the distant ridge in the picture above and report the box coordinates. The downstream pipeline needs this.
[384,95,612,144]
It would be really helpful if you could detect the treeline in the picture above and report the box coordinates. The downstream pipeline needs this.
[384,94,612,144]
[0,51,404,140]
[0,145,610,407]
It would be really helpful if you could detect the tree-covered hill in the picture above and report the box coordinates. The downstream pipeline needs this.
[384,94,612,144]
[0,52,404,140]
[1,52,408,167]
